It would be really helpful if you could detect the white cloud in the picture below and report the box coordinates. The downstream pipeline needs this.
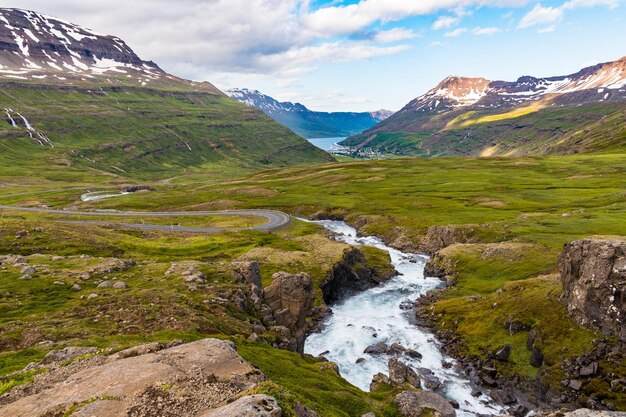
[304,0,529,36]
[373,28,419,43]
[518,4,563,28]
[444,28,468,37]
[562,0,619,9]
[432,15,460,29]
[472,26,502,35]
[519,0,618,30]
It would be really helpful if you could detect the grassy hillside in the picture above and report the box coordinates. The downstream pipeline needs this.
[1,152,625,410]
[342,99,626,157]
[0,82,333,182]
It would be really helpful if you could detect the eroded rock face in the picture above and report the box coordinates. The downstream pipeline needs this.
[263,272,315,353]
[419,225,476,255]
[199,395,282,417]
[394,391,457,417]
[0,339,267,417]
[322,248,395,305]
[559,238,626,341]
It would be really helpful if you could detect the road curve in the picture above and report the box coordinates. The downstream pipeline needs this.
[0,205,291,233]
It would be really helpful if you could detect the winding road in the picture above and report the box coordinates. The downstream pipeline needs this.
[0,194,290,233]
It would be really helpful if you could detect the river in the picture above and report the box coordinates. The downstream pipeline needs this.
[304,220,502,416]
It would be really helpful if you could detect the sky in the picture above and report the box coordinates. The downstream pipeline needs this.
[5,0,626,112]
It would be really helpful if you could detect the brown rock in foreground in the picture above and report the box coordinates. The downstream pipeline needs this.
[559,238,626,341]
[199,395,282,417]
[0,339,267,417]
[394,391,457,417]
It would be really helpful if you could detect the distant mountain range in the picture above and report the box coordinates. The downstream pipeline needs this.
[0,8,331,179]
[227,88,393,139]
[343,57,626,157]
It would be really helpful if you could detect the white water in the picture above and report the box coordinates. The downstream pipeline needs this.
[304,220,503,416]
[80,191,131,202]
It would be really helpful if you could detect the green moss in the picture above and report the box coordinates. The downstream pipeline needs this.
[0,369,45,396]
[432,275,597,383]
[236,339,402,417]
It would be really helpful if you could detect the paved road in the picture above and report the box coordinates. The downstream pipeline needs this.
[0,205,291,233]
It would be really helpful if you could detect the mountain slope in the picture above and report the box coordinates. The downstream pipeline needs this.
[0,8,332,181]
[228,88,393,138]
[343,57,626,157]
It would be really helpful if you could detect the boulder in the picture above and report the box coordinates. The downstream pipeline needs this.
[0,339,266,417]
[419,368,442,390]
[490,388,517,405]
[579,362,598,377]
[364,342,389,355]
[370,373,391,391]
[107,342,163,361]
[388,358,420,388]
[494,345,512,362]
[394,391,456,417]
[21,266,36,275]
[200,395,282,417]
[294,402,318,417]
[559,238,626,341]
[263,272,315,353]
[42,346,98,364]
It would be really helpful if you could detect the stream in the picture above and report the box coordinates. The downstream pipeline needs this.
[304,220,503,416]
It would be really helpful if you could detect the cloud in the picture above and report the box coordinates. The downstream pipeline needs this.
[472,26,501,35]
[518,4,563,28]
[373,28,419,43]
[444,28,468,37]
[562,0,619,8]
[432,15,460,30]
[303,0,529,36]
[519,0,618,30]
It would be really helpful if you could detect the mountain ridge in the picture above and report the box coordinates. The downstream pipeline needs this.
[227,88,393,139]
[342,56,626,157]
[0,8,332,180]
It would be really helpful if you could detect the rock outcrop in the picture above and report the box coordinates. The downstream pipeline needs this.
[418,225,477,255]
[200,395,282,417]
[322,248,395,304]
[262,272,315,353]
[559,238,626,341]
[388,358,421,388]
[394,391,457,417]
[0,338,268,417]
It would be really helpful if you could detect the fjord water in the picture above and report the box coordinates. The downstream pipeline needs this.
[304,220,502,417]
[306,137,346,151]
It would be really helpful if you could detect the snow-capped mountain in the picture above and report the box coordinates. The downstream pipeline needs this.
[0,8,196,89]
[343,56,626,157]
[227,88,393,138]
[228,88,309,115]
[406,57,626,114]
[0,8,330,175]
